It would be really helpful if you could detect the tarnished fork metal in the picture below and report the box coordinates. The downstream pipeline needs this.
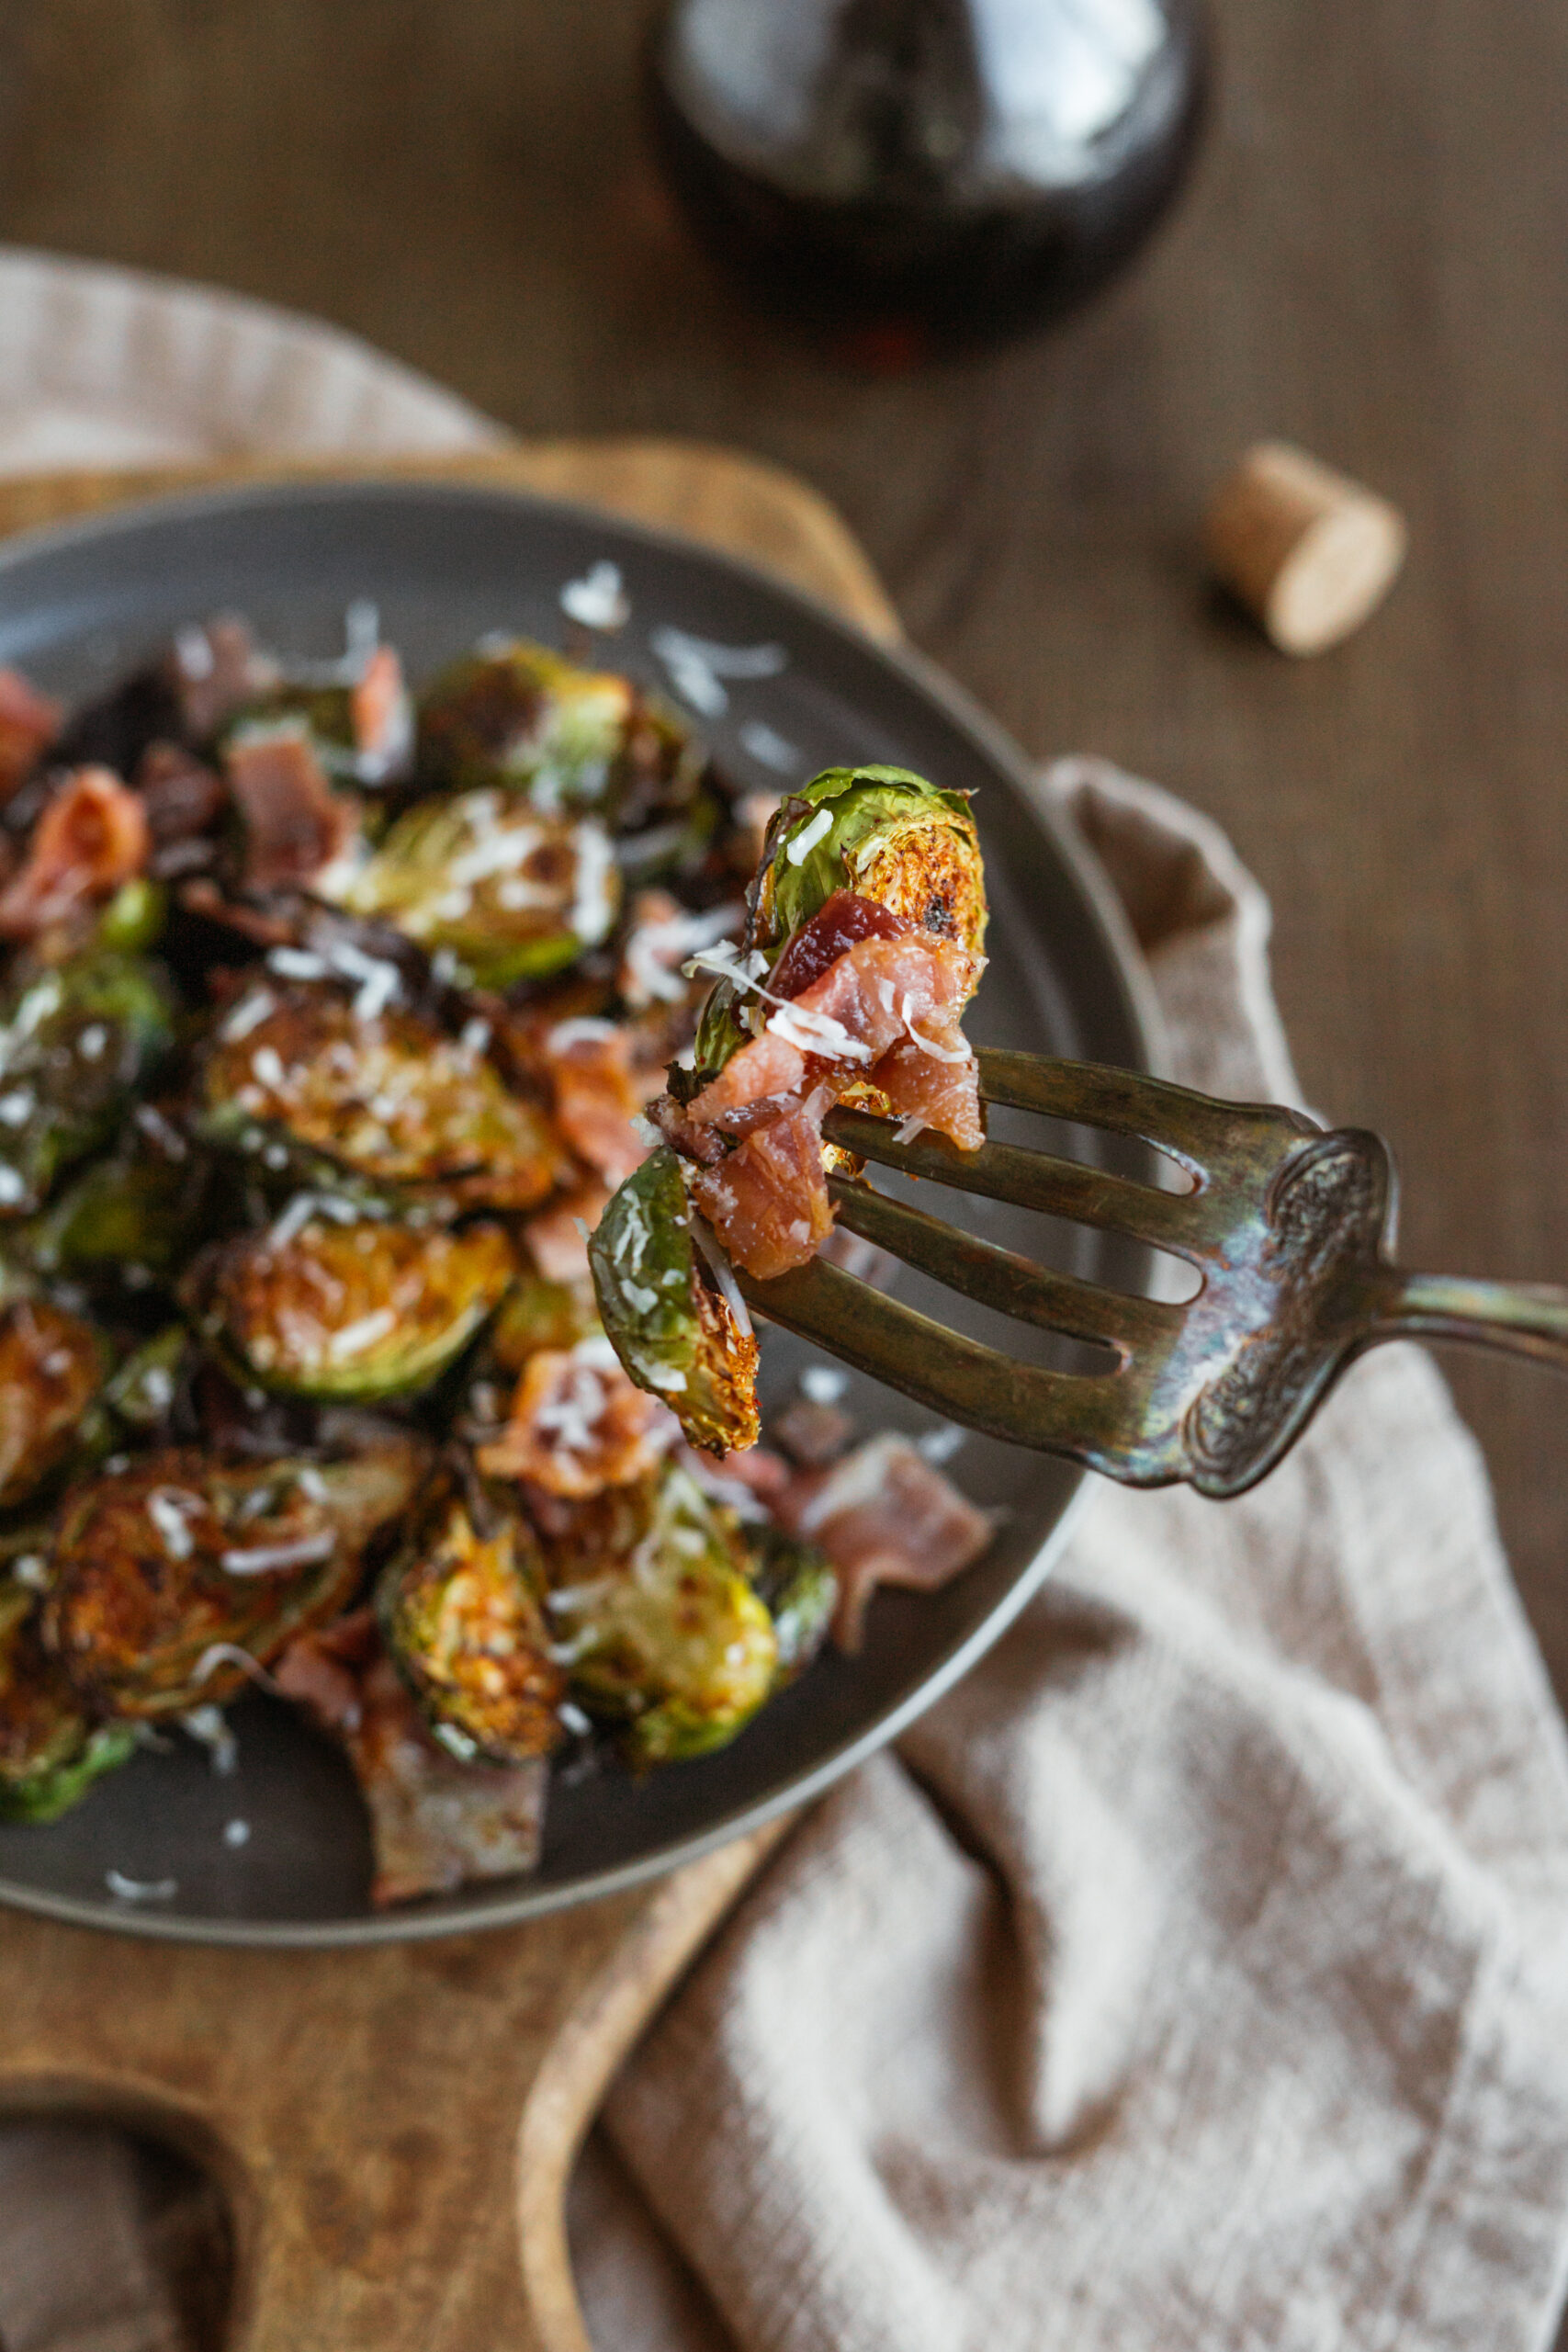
[731,1048,1568,1499]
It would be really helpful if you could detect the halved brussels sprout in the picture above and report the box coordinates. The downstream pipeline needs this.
[588,1147,759,1455]
[43,1439,423,1717]
[678,765,987,1099]
[0,1583,135,1823]
[416,640,635,811]
[184,1213,515,1401]
[757,765,987,958]
[748,1527,838,1687]
[0,1295,107,1510]
[378,1484,565,1764]
[197,983,565,1211]
[25,1126,210,1291]
[545,1460,777,1766]
[0,951,174,1216]
[340,793,621,987]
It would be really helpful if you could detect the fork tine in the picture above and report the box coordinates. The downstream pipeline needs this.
[976,1050,1321,1170]
[827,1176,1181,1354]
[733,1257,1149,1471]
[822,1107,1224,1261]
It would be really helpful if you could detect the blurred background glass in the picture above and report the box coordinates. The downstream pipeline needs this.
[647,0,1209,364]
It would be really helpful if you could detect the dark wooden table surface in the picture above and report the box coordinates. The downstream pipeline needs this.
[2,0,1564,1762]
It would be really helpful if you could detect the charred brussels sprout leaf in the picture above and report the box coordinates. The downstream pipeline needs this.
[342,793,621,987]
[748,1527,838,1687]
[416,640,634,810]
[185,1214,515,1401]
[43,1440,423,1717]
[0,1585,135,1823]
[0,1296,107,1510]
[589,1148,759,1455]
[547,1462,777,1765]
[0,952,174,1216]
[198,983,565,1211]
[378,1486,565,1764]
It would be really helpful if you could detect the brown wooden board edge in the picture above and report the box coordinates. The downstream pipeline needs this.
[0,437,901,646]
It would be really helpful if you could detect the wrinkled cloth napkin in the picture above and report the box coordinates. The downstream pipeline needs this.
[4,249,1568,2352]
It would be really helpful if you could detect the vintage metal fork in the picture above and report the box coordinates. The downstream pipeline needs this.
[730,1049,1568,1498]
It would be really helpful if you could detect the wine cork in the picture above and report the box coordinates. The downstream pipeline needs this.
[1204,441,1407,655]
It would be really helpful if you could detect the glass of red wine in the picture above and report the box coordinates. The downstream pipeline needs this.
[645,0,1210,367]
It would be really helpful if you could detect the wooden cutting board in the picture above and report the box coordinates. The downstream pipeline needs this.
[0,438,897,2352]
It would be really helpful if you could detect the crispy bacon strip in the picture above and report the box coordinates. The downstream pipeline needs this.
[543,1018,649,1189]
[773,1434,994,1649]
[276,1610,548,1905]
[0,765,150,938]
[0,668,62,804]
[524,1180,612,1284]
[670,899,983,1278]
[225,729,357,891]
[479,1341,675,1497]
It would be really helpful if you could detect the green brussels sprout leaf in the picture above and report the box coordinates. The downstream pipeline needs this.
[748,1526,839,1687]
[589,1147,759,1455]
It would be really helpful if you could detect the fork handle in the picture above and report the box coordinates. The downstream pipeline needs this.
[1375,1272,1568,1370]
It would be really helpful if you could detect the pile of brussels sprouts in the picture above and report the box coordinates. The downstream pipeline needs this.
[0,619,840,1873]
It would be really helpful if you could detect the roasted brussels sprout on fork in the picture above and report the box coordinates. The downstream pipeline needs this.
[595,763,989,1445]
[588,1146,759,1455]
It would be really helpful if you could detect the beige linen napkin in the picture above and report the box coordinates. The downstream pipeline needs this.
[570,760,1568,2352]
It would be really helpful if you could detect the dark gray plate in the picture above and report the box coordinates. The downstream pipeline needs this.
[0,481,1161,1944]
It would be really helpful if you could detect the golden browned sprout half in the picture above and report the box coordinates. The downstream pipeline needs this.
[0,1297,106,1510]
[198,982,566,1211]
[378,1487,566,1765]
[43,1441,423,1716]
[185,1216,516,1401]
